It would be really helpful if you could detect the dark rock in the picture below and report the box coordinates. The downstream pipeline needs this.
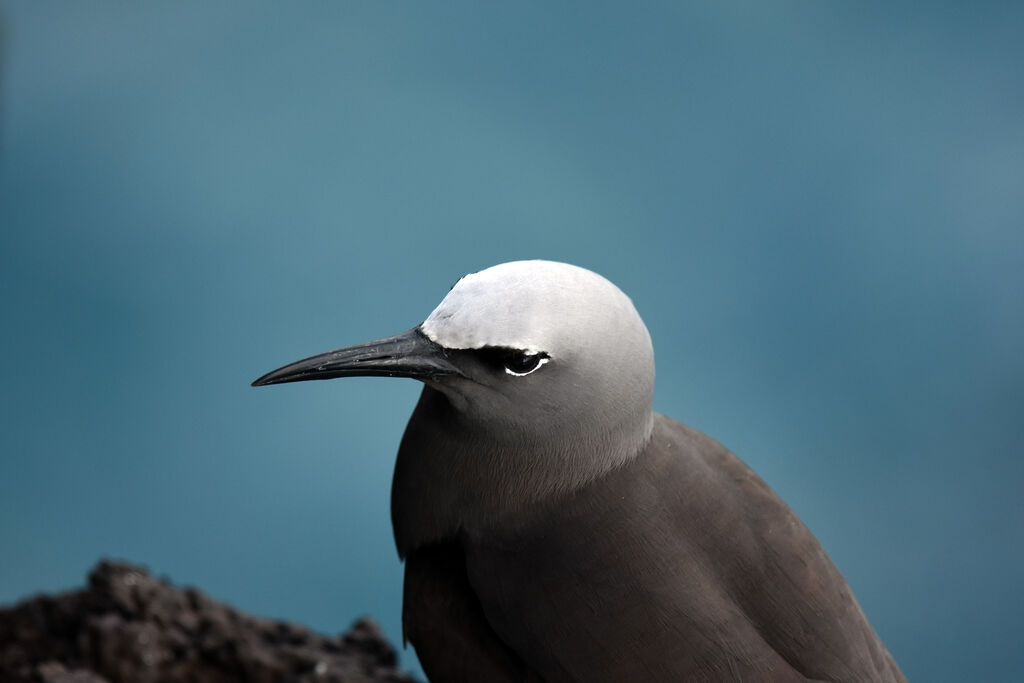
[0,561,419,683]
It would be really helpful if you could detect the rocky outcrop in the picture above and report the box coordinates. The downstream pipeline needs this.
[0,561,417,683]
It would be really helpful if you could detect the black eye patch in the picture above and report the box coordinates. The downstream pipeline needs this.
[472,347,551,377]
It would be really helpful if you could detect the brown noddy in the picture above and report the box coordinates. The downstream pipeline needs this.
[253,260,906,682]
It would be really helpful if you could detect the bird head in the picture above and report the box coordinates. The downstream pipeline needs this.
[253,260,655,453]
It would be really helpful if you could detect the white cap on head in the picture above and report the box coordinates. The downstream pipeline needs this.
[421,259,651,358]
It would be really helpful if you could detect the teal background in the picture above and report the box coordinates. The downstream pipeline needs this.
[1,3,1022,680]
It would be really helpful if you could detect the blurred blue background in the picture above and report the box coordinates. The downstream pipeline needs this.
[1,3,1022,680]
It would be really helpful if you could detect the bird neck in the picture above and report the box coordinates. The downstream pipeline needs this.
[391,386,653,557]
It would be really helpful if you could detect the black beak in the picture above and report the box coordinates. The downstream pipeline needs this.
[251,327,462,387]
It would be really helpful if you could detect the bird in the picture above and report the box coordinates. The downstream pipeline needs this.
[252,260,906,683]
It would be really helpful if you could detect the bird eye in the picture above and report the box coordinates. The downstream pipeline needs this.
[504,351,549,377]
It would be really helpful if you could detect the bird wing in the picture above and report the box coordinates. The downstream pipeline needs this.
[676,419,907,683]
[402,540,542,682]
[457,415,905,682]
[667,417,909,683]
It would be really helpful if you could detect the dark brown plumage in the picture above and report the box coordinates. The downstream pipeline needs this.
[400,412,905,683]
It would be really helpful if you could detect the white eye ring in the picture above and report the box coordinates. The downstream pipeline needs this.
[504,355,550,377]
